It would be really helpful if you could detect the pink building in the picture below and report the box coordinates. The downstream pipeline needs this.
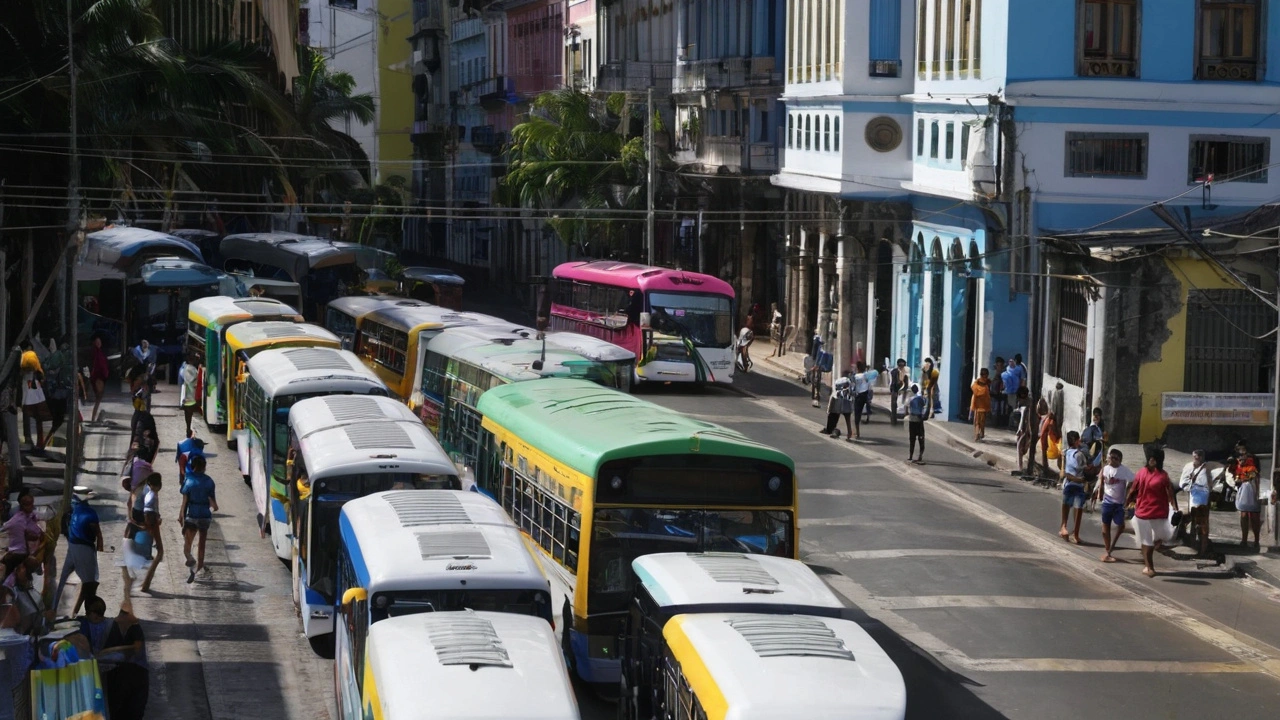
[506,0,564,100]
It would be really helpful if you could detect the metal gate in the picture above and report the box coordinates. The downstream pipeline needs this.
[1184,289,1273,393]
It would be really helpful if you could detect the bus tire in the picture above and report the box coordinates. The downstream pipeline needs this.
[561,599,576,676]
[309,633,335,659]
[226,436,237,450]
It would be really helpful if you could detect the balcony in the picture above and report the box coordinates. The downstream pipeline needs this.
[413,0,445,33]
[688,137,779,174]
[411,105,450,139]
[477,76,512,111]
[598,61,674,93]
[471,125,506,155]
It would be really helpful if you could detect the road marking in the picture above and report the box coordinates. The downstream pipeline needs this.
[797,461,885,469]
[747,395,1280,679]
[875,595,1141,612]
[814,548,1044,561]
[957,659,1257,674]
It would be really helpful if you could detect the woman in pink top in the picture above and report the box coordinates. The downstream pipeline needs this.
[1126,453,1179,578]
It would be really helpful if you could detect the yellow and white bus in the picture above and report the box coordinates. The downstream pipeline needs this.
[223,321,340,449]
[241,347,388,559]
[347,610,579,720]
[186,296,303,428]
[474,379,797,686]
[333,490,557,719]
[620,553,906,720]
[323,295,428,350]
[352,305,498,406]
[285,395,461,653]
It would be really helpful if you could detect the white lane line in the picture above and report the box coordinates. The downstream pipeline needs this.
[747,395,1280,678]
[875,595,1142,612]
[813,549,1044,561]
[959,659,1257,674]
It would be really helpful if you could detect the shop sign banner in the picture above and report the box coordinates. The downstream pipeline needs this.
[1161,392,1274,425]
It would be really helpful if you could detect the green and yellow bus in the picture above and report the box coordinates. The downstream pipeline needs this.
[223,321,340,449]
[187,296,304,429]
[473,378,797,686]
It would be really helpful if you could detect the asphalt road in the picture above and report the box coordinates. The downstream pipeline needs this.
[59,370,1280,719]
[632,370,1280,719]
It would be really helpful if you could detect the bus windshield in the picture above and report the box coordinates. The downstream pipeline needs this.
[588,508,793,615]
[646,292,733,348]
[372,589,552,623]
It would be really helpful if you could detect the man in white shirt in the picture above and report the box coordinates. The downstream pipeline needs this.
[1178,449,1212,557]
[1095,448,1135,563]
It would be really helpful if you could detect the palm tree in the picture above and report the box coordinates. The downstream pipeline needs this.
[286,45,376,195]
[503,86,649,254]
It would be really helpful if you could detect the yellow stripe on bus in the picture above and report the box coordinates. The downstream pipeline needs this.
[663,615,729,720]
[363,650,385,720]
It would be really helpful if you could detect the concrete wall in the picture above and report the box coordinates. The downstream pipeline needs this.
[303,1,377,170]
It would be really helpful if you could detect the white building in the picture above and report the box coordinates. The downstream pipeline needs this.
[302,0,379,173]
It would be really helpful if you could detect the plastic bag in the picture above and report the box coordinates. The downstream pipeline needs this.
[1046,437,1062,461]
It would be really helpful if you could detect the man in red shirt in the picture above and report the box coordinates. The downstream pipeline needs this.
[1126,451,1179,578]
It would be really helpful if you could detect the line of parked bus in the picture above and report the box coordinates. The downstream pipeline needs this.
[182,292,906,719]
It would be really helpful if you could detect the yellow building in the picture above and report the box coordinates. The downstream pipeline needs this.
[375,0,415,183]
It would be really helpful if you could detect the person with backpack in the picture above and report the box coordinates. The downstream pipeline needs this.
[1059,431,1089,545]
[178,455,218,583]
[55,487,104,615]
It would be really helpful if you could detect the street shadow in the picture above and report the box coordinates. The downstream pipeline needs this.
[1161,578,1212,586]
[807,563,1010,720]
[138,589,255,604]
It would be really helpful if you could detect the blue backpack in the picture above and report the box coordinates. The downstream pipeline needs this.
[817,351,833,373]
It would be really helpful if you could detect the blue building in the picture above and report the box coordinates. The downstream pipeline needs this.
[775,0,1280,434]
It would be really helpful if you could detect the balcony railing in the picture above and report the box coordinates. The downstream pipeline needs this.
[598,61,674,93]
[471,126,506,155]
[694,137,778,174]
[477,76,512,108]
[413,0,444,33]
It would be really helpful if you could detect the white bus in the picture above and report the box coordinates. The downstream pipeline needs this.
[349,610,579,720]
[334,491,557,719]
[286,395,461,653]
[620,553,906,720]
[242,347,388,559]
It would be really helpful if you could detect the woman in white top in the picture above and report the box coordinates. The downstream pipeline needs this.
[178,351,201,435]
[1178,449,1213,557]
[735,318,755,373]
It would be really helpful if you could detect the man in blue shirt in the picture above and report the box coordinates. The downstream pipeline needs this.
[179,455,219,583]
[56,488,104,615]
[906,384,929,464]
[175,429,206,480]
[1059,431,1088,545]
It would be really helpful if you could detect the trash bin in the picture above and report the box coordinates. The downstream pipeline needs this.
[0,628,32,720]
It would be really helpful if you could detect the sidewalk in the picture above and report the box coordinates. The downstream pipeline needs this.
[755,337,1280,588]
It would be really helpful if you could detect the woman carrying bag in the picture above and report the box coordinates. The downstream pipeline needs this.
[20,344,50,455]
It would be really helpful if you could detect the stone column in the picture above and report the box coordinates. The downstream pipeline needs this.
[816,230,831,352]
[835,237,854,375]
[796,228,811,352]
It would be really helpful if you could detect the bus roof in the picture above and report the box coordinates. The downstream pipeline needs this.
[553,260,735,298]
[664,612,906,720]
[225,321,339,352]
[298,420,457,480]
[325,295,429,319]
[289,395,421,439]
[220,232,361,279]
[362,304,497,333]
[188,296,303,327]
[543,331,636,362]
[135,258,222,288]
[632,554,844,610]
[367,611,578,720]
[339,491,549,594]
[401,266,466,286]
[245,347,385,397]
[476,379,793,476]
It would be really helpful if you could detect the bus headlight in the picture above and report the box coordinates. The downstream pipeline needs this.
[767,476,781,492]
[610,476,624,491]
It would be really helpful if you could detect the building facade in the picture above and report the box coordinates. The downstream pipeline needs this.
[302,0,378,171]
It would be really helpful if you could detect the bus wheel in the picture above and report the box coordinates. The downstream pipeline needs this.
[561,599,576,676]
[242,474,250,486]
[309,633,335,659]
[226,436,237,450]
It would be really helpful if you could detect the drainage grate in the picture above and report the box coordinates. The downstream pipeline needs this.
[417,530,491,559]
[423,611,512,667]
[323,395,382,422]
[385,491,471,526]
[344,422,413,450]
[689,554,778,587]
[284,348,344,371]
[724,615,855,661]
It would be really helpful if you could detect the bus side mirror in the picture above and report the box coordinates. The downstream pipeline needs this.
[639,312,651,329]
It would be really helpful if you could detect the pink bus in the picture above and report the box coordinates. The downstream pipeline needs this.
[549,261,737,386]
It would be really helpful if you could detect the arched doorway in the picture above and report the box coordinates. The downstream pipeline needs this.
[873,240,899,371]
[907,237,925,368]
[953,239,977,420]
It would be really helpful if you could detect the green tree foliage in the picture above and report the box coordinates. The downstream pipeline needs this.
[504,87,649,252]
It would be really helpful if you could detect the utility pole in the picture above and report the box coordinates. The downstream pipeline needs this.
[65,0,80,495]
[646,86,655,266]
[1272,245,1280,546]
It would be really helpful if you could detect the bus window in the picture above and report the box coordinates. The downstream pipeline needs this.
[646,292,733,348]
